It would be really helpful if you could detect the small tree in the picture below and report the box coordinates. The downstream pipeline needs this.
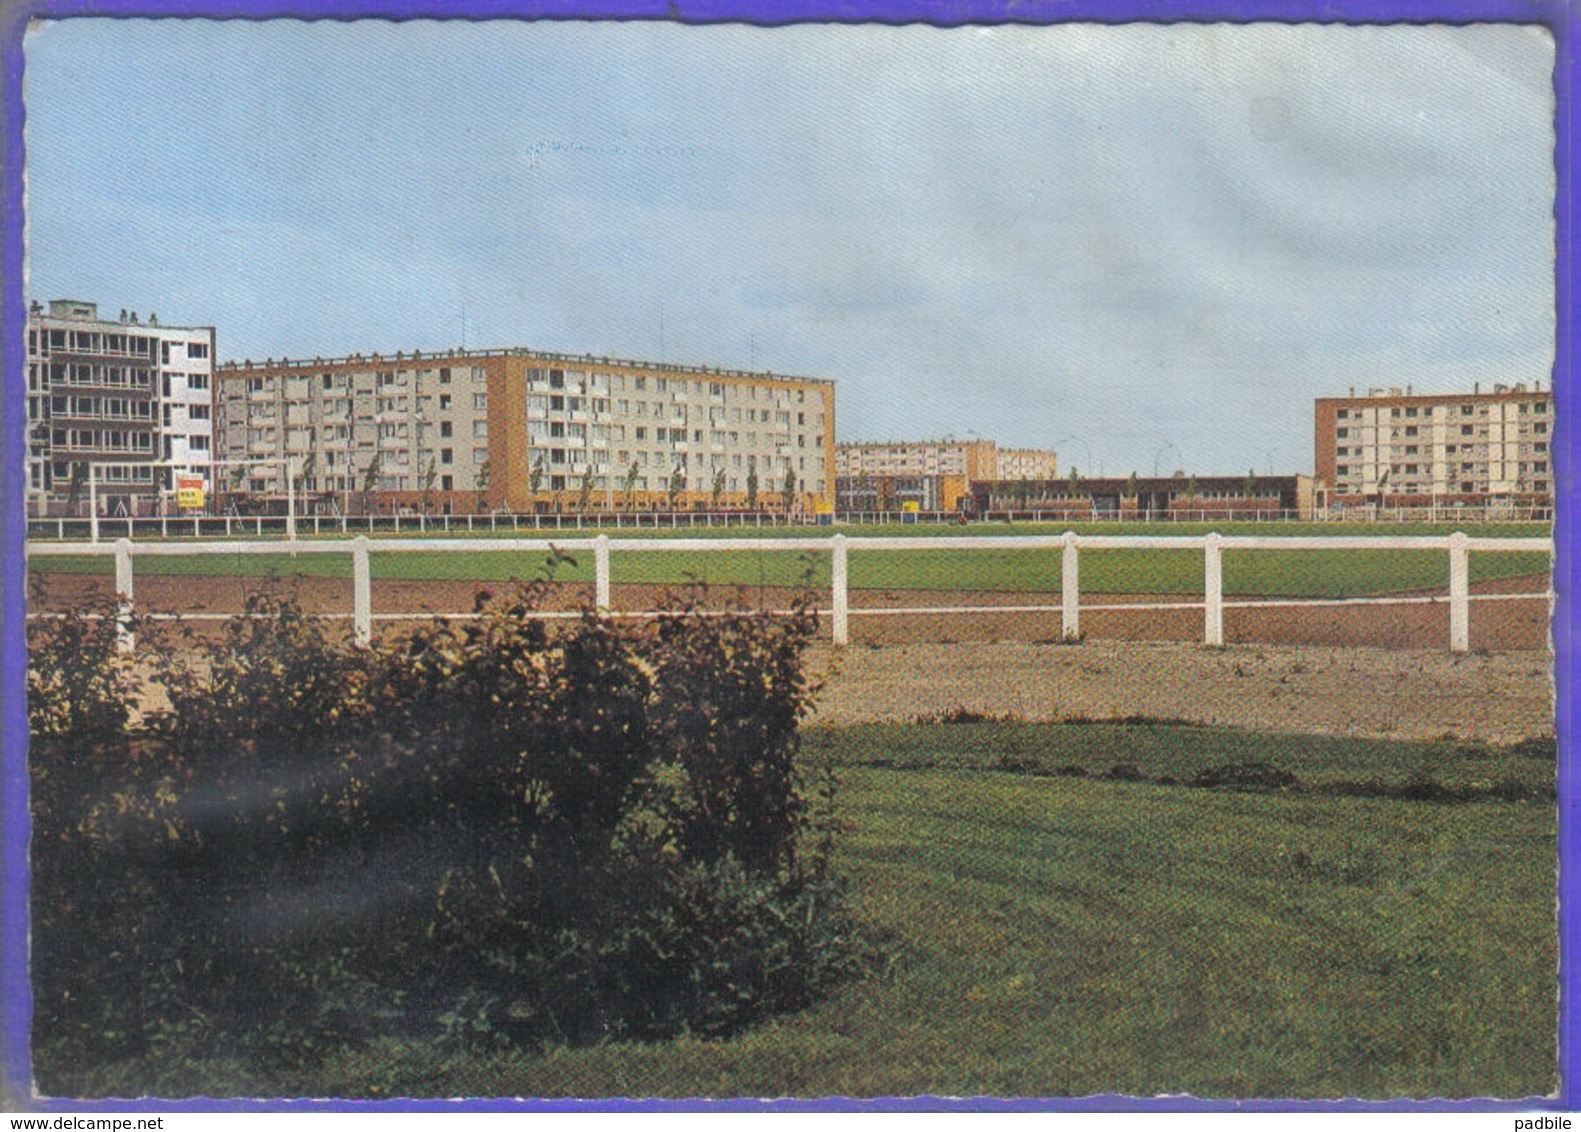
[1245,469,1258,498]
[746,462,760,511]
[1126,471,1140,499]
[421,456,438,513]
[668,466,686,511]
[578,467,595,513]
[360,451,383,515]
[622,462,640,510]
[877,477,895,513]
[529,455,545,500]
[1067,466,1080,497]
[711,465,727,510]
[64,461,86,514]
[781,467,797,516]
[474,457,491,513]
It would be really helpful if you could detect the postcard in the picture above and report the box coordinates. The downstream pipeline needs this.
[8,13,1565,1111]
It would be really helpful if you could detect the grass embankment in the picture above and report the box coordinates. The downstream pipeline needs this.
[25,520,1552,600]
[54,722,1555,1100]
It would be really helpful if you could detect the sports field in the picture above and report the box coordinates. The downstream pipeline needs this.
[24,520,1553,598]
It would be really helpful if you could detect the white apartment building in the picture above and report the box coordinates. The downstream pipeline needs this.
[25,299,216,515]
[1315,385,1553,503]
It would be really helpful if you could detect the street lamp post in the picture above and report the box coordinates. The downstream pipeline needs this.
[1058,435,1094,479]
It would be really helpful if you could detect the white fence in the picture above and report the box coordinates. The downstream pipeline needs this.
[23,502,1558,543]
[24,532,1552,654]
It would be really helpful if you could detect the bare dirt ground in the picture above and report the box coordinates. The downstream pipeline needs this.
[32,573,1553,744]
[804,640,1553,744]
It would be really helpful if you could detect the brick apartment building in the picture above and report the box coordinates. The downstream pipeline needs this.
[214,348,835,514]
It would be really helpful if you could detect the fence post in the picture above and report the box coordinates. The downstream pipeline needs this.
[832,534,849,646]
[1061,530,1080,642]
[1204,532,1224,647]
[114,538,135,653]
[595,534,611,612]
[352,536,372,648]
[1449,531,1470,652]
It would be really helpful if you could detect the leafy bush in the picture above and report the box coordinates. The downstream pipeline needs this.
[26,578,140,742]
[30,582,869,1086]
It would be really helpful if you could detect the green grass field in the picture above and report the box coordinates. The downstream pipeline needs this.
[61,722,1556,1100]
[25,521,1552,599]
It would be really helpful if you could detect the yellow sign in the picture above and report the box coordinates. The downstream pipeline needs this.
[176,476,206,510]
[901,501,921,513]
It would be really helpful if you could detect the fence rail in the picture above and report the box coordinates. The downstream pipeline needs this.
[23,502,1557,542]
[25,531,1551,655]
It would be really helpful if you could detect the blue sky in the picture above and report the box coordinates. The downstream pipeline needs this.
[22,20,1555,475]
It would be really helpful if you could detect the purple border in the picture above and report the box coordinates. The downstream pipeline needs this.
[1,0,1572,1113]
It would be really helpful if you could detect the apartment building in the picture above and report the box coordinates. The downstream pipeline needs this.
[1314,385,1553,507]
[835,439,1058,512]
[214,348,835,514]
[25,299,216,515]
[836,439,999,482]
[995,447,1059,481]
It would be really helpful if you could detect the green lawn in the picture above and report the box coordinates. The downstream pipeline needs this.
[57,722,1555,1100]
[25,521,1551,599]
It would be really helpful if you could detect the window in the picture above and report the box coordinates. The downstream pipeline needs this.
[440,421,453,438]
[441,448,453,464]
[1461,425,1474,436]
[441,475,454,491]
[1535,422,1548,435]
[473,420,488,438]
[189,435,210,450]
[1336,428,1349,439]
[323,375,334,390]
[188,342,209,359]
[439,368,451,384]
[1406,407,1418,418]
[189,373,209,391]
[439,394,451,410]
[189,404,211,420]
[473,447,488,464]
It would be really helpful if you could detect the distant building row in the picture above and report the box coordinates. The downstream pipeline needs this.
[23,298,1555,518]
[25,300,835,516]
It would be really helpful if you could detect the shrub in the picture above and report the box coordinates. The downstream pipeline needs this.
[26,578,140,742]
[32,584,867,1086]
